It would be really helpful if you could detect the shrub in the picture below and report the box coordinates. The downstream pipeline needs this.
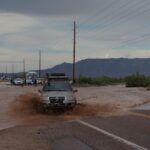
[125,72,150,87]
[77,76,124,86]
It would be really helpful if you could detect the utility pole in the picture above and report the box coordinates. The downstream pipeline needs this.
[39,49,41,78]
[5,65,7,78]
[12,64,14,77]
[23,58,26,84]
[73,21,76,84]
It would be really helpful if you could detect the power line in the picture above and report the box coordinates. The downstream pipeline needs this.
[78,0,133,30]
[77,0,150,52]
[78,0,149,36]
[114,33,150,49]
[78,0,121,28]
[0,60,22,63]
[95,1,150,35]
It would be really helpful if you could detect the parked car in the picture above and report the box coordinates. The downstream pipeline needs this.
[13,78,24,85]
[38,73,77,111]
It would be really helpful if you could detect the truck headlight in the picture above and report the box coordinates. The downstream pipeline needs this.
[66,96,73,100]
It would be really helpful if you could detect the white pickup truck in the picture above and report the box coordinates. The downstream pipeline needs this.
[38,73,77,111]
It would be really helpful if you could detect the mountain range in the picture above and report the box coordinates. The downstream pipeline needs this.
[42,58,150,77]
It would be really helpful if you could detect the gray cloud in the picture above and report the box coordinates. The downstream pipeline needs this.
[0,0,150,72]
[0,0,104,17]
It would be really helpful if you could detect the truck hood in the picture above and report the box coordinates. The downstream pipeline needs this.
[41,91,73,97]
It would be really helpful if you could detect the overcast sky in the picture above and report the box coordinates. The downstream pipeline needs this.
[0,0,150,72]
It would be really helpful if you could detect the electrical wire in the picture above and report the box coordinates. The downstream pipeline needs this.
[78,0,148,34]
[78,0,121,28]
[77,0,150,52]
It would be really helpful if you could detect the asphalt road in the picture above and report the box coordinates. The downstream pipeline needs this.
[51,112,150,150]
[0,111,149,150]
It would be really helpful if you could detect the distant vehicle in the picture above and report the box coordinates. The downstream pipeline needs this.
[0,76,10,81]
[26,71,38,85]
[13,78,24,85]
[26,71,38,78]
[38,73,77,111]
[26,78,34,85]
[37,78,44,85]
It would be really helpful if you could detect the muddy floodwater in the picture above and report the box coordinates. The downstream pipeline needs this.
[0,83,39,130]
[9,93,116,125]
[0,82,150,130]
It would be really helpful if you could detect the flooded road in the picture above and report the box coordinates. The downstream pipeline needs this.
[0,83,39,130]
[0,83,149,150]
[0,83,116,129]
[0,82,150,130]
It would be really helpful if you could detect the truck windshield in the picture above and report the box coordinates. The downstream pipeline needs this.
[43,81,72,91]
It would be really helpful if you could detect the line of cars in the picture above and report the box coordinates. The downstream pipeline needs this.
[11,77,44,85]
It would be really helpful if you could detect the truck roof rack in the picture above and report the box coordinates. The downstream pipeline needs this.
[48,73,69,81]
[51,73,66,76]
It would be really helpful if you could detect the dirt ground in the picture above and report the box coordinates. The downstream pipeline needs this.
[0,82,150,149]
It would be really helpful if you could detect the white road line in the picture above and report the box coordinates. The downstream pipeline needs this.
[77,120,148,150]
[129,112,150,119]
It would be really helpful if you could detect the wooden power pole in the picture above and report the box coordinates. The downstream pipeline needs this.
[23,58,26,84]
[73,21,76,84]
[12,64,14,77]
[39,49,41,78]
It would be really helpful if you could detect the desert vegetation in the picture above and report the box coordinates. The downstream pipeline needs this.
[125,72,150,87]
[77,76,124,86]
[77,73,150,87]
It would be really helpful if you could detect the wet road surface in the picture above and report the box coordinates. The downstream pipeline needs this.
[0,112,149,150]
[0,83,150,150]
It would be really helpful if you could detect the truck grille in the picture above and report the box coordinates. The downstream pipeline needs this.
[49,97,65,103]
